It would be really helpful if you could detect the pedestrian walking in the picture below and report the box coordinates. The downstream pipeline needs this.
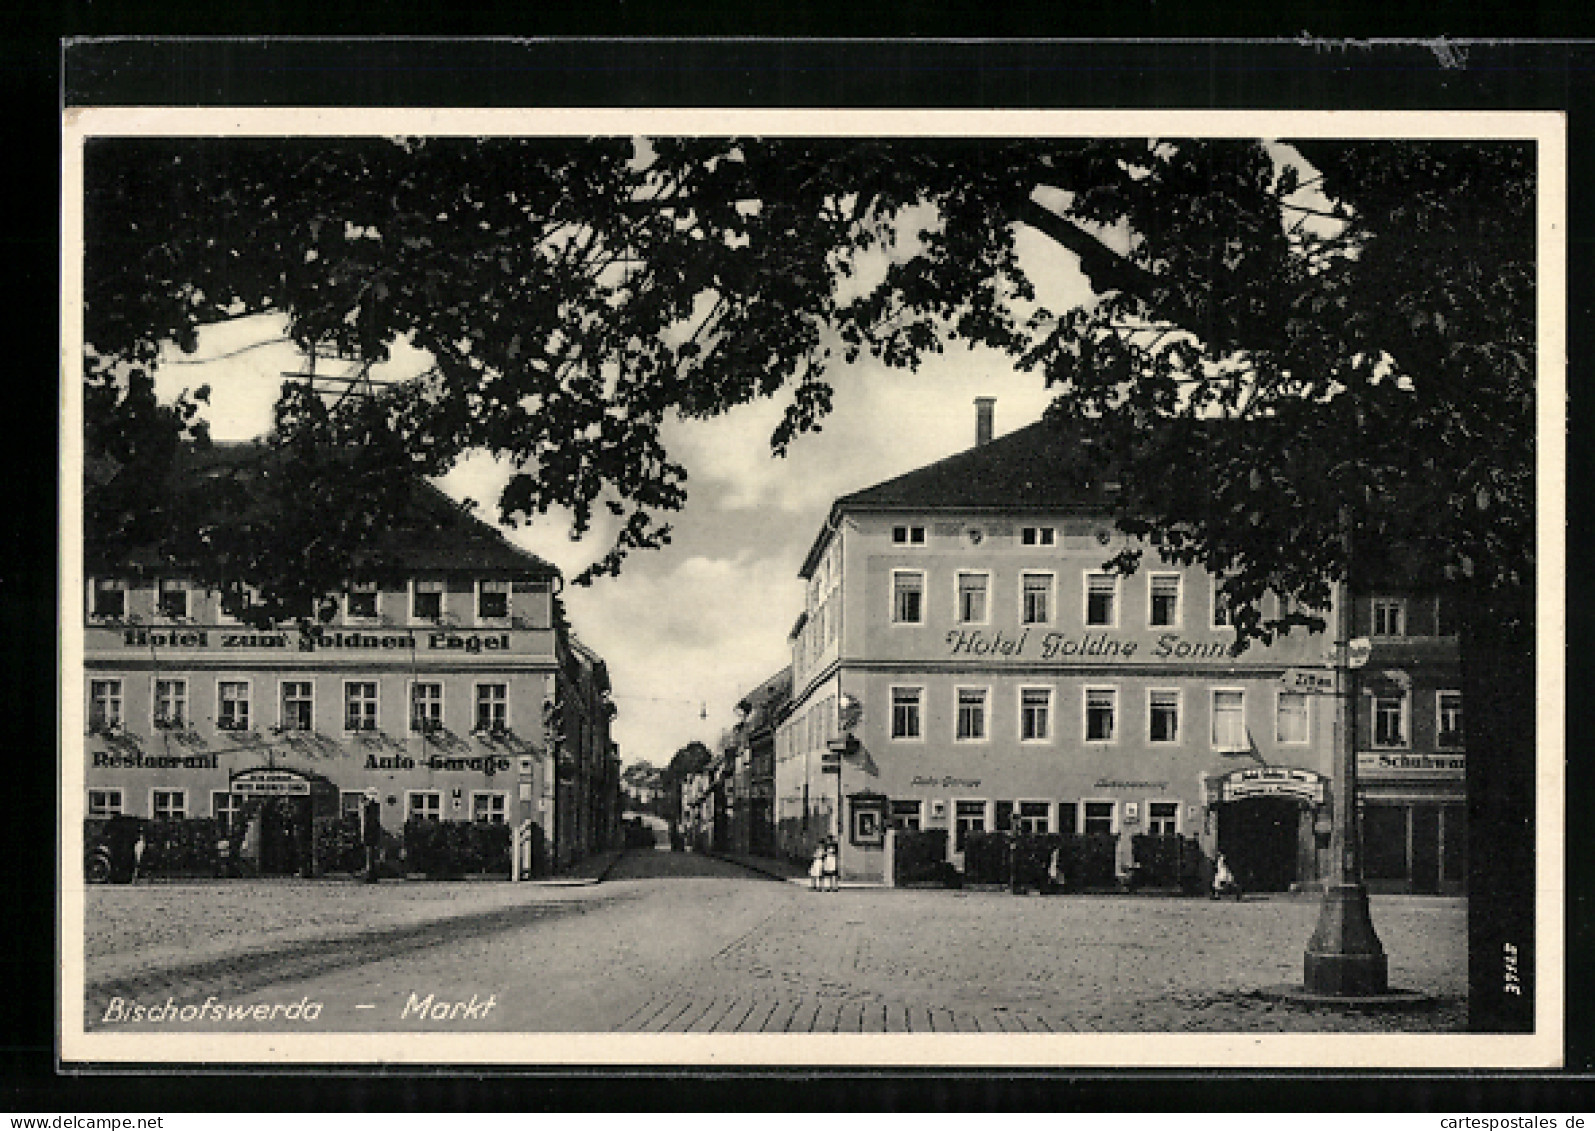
[809,843,825,891]
[1211,852,1242,901]
[822,836,839,892]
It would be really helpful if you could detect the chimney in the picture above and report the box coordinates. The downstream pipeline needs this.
[974,397,995,447]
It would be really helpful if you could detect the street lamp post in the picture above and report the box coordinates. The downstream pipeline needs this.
[1302,555,1389,995]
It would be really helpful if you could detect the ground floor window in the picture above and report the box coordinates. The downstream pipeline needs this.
[340,791,367,818]
[889,799,922,830]
[211,791,244,834]
[88,788,122,819]
[1147,800,1180,836]
[408,791,443,821]
[151,789,187,821]
[472,792,508,823]
[1017,800,1050,834]
[954,799,986,851]
[1082,800,1115,836]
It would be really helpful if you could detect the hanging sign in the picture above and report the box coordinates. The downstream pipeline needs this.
[1347,638,1372,669]
[1219,766,1326,805]
[231,769,313,796]
[1280,668,1336,693]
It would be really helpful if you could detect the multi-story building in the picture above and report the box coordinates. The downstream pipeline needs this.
[734,667,790,856]
[80,442,617,876]
[775,400,1465,892]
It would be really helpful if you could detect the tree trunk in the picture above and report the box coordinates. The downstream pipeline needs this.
[1460,577,1536,1032]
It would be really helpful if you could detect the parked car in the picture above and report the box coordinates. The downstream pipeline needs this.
[86,815,147,884]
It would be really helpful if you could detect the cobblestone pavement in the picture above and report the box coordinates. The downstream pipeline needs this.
[81,849,1465,1034]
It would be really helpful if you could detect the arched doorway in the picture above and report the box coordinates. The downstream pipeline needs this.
[1210,766,1328,893]
[1217,797,1302,892]
[230,767,339,876]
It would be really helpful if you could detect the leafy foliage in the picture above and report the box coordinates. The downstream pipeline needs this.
[84,136,1534,654]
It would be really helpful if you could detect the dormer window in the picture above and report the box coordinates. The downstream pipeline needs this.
[91,579,126,620]
[1020,526,1055,547]
[157,578,188,620]
[891,525,926,546]
[478,579,510,621]
[412,579,444,622]
[346,582,379,620]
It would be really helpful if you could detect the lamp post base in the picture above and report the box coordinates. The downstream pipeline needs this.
[1304,882,1389,996]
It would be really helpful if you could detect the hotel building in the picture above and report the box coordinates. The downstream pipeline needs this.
[80,443,618,875]
[774,401,1464,892]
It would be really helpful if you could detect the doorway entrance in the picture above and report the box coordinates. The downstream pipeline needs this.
[1217,797,1302,892]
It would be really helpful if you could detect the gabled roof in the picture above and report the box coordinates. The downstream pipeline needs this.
[800,419,1117,577]
[97,441,559,580]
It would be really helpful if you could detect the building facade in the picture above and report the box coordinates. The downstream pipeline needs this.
[81,445,618,876]
[775,403,1464,892]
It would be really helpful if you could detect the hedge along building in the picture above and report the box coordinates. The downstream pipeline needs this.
[776,399,1356,890]
[81,442,617,876]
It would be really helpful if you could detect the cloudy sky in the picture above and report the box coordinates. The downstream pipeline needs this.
[147,191,1105,770]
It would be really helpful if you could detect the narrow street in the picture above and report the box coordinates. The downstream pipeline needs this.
[84,848,1466,1034]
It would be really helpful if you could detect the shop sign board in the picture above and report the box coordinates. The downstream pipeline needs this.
[1219,766,1326,805]
[1357,751,1465,777]
[231,769,313,796]
[1347,637,1372,669]
[1280,668,1336,693]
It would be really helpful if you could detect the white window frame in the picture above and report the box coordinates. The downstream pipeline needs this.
[954,686,990,743]
[888,799,923,831]
[471,791,509,823]
[1436,690,1464,749]
[89,578,127,620]
[343,679,380,733]
[156,577,189,620]
[88,788,123,819]
[476,578,512,625]
[1020,571,1054,626]
[279,678,316,732]
[1211,687,1248,752]
[1148,572,1182,628]
[410,578,446,623]
[1083,572,1119,628]
[955,570,991,626]
[1020,525,1056,547]
[150,788,188,821]
[344,581,381,622]
[88,678,123,733]
[216,678,253,732]
[890,569,925,625]
[1083,685,1118,744]
[1372,691,1410,749]
[212,791,244,831]
[410,679,445,733]
[890,524,927,547]
[1019,686,1053,743]
[152,676,189,730]
[1275,689,1311,745]
[1147,688,1181,745]
[889,685,924,742]
[1080,798,1120,836]
[1372,597,1406,637]
[474,681,510,733]
[1014,798,1053,834]
[406,790,444,822]
[1145,799,1182,836]
[1211,574,1232,628]
[953,798,988,851]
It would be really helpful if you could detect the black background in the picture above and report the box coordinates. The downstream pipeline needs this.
[11,24,1592,1112]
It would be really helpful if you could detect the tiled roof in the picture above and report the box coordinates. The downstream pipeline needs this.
[102,441,559,580]
[800,418,1116,576]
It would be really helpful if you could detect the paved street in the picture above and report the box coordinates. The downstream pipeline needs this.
[83,848,1466,1033]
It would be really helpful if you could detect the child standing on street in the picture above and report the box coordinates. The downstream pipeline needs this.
[809,843,824,891]
[822,837,840,892]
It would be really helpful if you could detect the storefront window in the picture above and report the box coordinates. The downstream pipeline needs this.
[212,791,243,834]
[954,800,986,850]
[1018,800,1050,834]
[1083,801,1115,836]
[472,792,508,823]
[1147,800,1179,836]
[88,789,123,819]
[888,799,922,830]
[152,789,187,821]
[408,791,443,821]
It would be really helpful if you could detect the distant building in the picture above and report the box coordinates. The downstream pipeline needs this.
[81,442,617,875]
[775,400,1464,892]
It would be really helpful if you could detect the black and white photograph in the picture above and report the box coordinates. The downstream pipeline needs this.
[59,92,1564,1069]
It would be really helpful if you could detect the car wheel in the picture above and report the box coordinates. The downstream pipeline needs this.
[86,853,112,884]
